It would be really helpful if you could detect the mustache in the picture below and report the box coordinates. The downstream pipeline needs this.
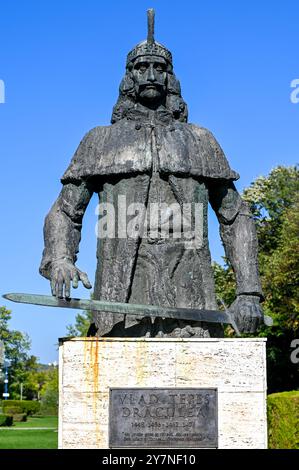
[137,82,165,90]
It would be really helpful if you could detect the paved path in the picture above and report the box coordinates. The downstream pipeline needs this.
[0,427,57,430]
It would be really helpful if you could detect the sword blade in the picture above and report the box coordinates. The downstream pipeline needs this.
[3,292,236,327]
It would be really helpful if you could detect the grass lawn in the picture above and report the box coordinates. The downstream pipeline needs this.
[13,415,58,428]
[0,415,58,449]
[0,430,58,449]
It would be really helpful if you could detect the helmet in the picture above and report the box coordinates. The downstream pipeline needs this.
[126,9,173,68]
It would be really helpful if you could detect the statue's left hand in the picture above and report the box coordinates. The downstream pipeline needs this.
[229,294,264,334]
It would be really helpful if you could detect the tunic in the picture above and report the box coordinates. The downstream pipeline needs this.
[40,105,263,337]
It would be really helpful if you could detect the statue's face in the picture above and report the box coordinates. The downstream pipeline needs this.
[132,55,167,106]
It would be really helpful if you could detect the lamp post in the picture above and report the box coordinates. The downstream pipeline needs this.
[1,342,10,400]
[3,360,9,400]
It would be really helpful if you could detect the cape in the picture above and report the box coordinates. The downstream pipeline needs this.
[61,117,240,184]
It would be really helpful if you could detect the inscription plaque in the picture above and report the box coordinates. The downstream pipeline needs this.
[109,388,218,448]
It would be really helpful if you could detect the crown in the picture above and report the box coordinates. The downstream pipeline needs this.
[126,9,173,67]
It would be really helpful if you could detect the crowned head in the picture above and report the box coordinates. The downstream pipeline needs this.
[111,9,188,123]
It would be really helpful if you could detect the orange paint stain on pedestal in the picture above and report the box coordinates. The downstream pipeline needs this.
[83,338,104,446]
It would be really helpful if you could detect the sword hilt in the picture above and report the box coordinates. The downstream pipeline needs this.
[217,296,273,335]
[218,297,241,337]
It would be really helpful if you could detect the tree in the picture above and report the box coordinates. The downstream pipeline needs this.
[0,306,31,398]
[40,366,58,415]
[242,165,299,336]
[0,307,60,402]
[243,166,299,256]
[66,310,93,337]
[9,355,50,400]
[213,165,299,392]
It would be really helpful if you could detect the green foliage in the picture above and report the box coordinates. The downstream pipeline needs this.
[21,400,40,416]
[243,165,299,253]
[2,400,40,416]
[213,165,299,392]
[0,306,31,398]
[0,303,58,410]
[268,391,299,449]
[0,311,54,401]
[243,166,299,333]
[0,429,58,449]
[213,261,236,308]
[6,355,57,401]
[40,367,58,415]
[0,414,13,426]
[66,290,94,337]
[261,199,299,328]
[3,406,22,415]
[13,415,57,428]
[66,309,93,337]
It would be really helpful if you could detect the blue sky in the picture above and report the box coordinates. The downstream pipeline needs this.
[0,0,298,364]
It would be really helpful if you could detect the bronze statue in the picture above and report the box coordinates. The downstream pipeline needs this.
[39,10,264,337]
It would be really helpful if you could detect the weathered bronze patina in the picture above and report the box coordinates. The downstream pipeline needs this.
[39,9,265,337]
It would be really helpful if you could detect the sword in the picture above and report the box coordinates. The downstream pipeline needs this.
[2,292,272,336]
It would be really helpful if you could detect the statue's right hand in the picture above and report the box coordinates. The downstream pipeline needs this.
[50,259,92,298]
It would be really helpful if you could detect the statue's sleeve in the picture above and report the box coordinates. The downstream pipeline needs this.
[39,180,94,279]
[208,180,263,298]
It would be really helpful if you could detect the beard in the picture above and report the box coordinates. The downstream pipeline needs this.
[137,84,166,105]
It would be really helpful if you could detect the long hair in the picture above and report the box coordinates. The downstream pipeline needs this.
[111,69,188,123]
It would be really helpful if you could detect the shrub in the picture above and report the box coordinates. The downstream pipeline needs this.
[11,413,27,422]
[3,406,22,416]
[40,368,58,416]
[268,391,299,449]
[2,401,23,415]
[21,401,40,416]
[2,400,40,416]
[39,403,58,416]
[0,414,13,427]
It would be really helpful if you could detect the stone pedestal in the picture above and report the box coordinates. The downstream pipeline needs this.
[58,337,267,449]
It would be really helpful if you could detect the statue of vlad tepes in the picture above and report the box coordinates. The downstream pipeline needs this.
[40,10,264,338]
